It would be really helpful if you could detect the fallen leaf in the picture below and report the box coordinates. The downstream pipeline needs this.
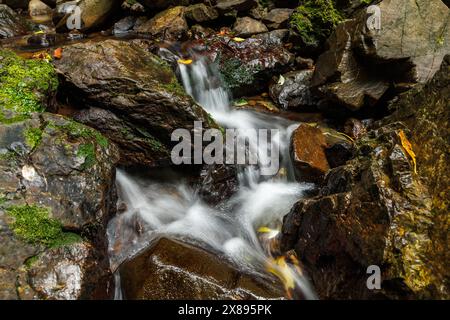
[177,59,193,65]
[278,75,285,85]
[398,130,417,173]
[53,47,63,59]
[232,37,245,42]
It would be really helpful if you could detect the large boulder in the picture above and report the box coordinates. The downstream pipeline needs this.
[54,0,121,32]
[0,113,119,299]
[0,4,33,38]
[135,6,188,41]
[188,33,294,97]
[312,0,449,111]
[281,56,450,299]
[119,238,284,299]
[53,39,213,168]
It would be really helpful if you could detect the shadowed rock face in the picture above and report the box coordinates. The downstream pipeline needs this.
[312,0,449,111]
[54,39,214,168]
[0,113,119,299]
[281,56,450,300]
[0,4,33,38]
[119,238,284,300]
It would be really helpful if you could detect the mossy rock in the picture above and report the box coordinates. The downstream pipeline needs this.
[0,50,58,124]
[289,0,343,51]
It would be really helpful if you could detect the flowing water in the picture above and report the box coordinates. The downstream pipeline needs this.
[107,56,317,300]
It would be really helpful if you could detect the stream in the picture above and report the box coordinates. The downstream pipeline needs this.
[107,55,317,300]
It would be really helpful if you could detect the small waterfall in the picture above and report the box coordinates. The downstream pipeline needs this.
[108,56,317,300]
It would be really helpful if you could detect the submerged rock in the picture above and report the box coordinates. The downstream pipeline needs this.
[281,56,450,299]
[54,39,213,168]
[120,238,284,299]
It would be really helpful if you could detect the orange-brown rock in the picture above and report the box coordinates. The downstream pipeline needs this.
[290,124,330,184]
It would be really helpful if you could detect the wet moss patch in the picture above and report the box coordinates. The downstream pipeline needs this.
[0,50,58,122]
[290,0,343,47]
[5,204,81,248]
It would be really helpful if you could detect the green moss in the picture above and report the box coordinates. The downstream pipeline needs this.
[24,127,43,149]
[65,121,109,148]
[290,0,343,47]
[5,205,81,247]
[24,255,39,268]
[217,56,261,91]
[0,50,58,119]
[77,143,96,169]
[162,77,186,96]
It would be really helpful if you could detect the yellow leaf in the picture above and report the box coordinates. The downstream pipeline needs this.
[177,59,193,65]
[232,37,245,42]
[398,130,417,174]
[34,30,45,35]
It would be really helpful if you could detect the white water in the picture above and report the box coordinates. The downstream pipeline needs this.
[108,58,317,300]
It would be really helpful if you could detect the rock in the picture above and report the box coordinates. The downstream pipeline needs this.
[281,56,450,299]
[0,4,33,38]
[190,33,294,96]
[1,0,30,9]
[198,164,239,206]
[233,16,268,37]
[135,6,188,41]
[311,19,390,111]
[140,0,190,10]
[344,118,367,140]
[74,107,170,168]
[263,8,293,29]
[119,238,284,299]
[0,112,119,299]
[28,0,52,17]
[324,141,354,168]
[295,56,314,70]
[269,70,316,110]
[290,124,330,184]
[53,39,213,168]
[312,0,449,110]
[54,0,121,32]
[215,0,257,13]
[185,3,219,23]
[253,29,290,46]
[354,0,449,84]
[17,241,112,299]
[113,16,138,35]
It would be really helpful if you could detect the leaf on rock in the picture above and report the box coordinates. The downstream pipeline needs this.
[398,129,417,174]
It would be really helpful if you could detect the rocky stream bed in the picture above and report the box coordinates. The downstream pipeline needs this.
[0,0,448,300]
